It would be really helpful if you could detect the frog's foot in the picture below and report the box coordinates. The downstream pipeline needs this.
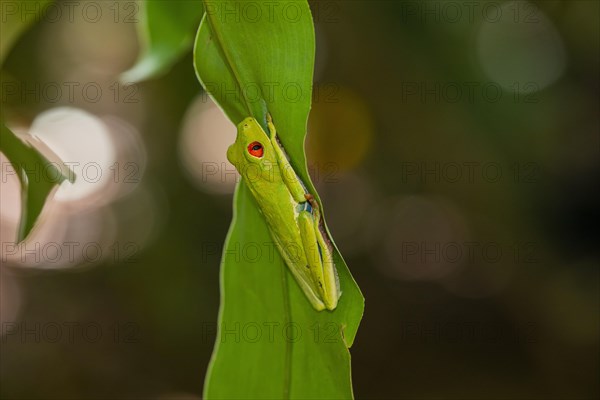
[304,193,320,211]
[266,114,276,140]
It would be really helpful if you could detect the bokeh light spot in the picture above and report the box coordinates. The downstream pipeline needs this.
[477,1,566,92]
[308,86,373,171]
[179,96,238,195]
[29,107,117,203]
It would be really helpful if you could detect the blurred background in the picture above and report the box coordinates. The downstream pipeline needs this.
[1,0,598,399]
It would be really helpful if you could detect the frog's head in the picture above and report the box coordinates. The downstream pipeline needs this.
[227,117,274,171]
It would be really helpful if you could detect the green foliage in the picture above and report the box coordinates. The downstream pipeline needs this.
[0,0,71,242]
[0,123,71,242]
[0,0,51,65]
[1,0,364,395]
[194,1,364,398]
[121,0,204,82]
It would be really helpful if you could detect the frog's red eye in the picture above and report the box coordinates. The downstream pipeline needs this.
[247,141,264,158]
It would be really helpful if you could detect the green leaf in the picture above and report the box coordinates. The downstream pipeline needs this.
[1,1,74,242]
[0,0,51,66]
[121,0,204,82]
[194,1,364,398]
[0,122,73,242]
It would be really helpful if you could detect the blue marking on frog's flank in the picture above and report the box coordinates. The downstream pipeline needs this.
[305,201,313,213]
[298,201,313,214]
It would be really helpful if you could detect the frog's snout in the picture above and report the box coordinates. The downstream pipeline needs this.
[226,143,236,166]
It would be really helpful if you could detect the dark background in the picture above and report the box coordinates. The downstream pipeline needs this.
[1,1,598,399]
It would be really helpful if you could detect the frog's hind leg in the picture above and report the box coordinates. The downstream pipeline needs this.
[314,221,339,310]
[298,211,327,301]
[300,196,339,310]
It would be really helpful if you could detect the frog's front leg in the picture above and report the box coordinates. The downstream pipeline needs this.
[298,210,339,310]
[266,114,306,203]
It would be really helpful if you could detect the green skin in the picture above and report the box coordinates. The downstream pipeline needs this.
[227,116,340,311]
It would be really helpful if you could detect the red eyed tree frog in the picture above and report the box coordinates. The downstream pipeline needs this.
[226,115,340,311]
